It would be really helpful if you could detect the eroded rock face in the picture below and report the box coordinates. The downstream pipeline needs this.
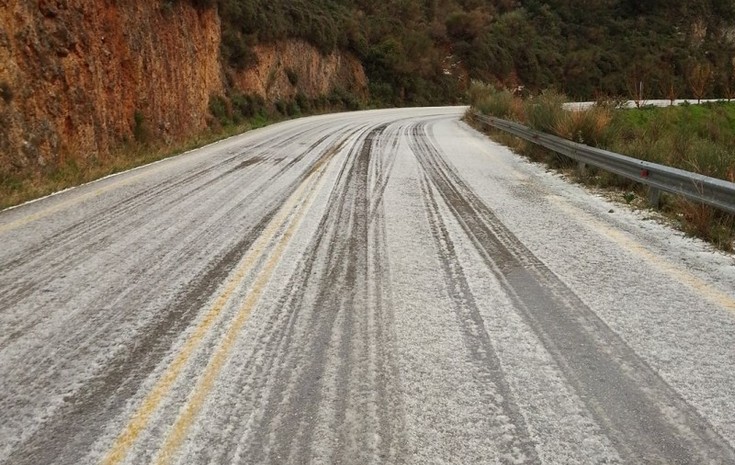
[0,1,223,175]
[233,40,368,102]
[0,2,369,183]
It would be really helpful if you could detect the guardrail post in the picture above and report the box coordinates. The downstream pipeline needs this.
[577,161,587,176]
[648,187,662,209]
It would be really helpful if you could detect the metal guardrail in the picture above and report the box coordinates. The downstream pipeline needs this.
[473,113,735,215]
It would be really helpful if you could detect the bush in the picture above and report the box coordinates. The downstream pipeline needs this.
[274,100,287,115]
[467,80,492,105]
[221,29,258,70]
[477,89,514,119]
[676,200,734,252]
[0,81,13,103]
[329,87,361,111]
[132,110,150,143]
[285,68,299,87]
[295,93,310,113]
[208,95,231,126]
[525,90,566,133]
[230,93,265,120]
[555,106,613,146]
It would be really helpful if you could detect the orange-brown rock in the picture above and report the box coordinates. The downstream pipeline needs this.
[233,40,367,102]
[0,2,369,185]
[0,1,223,175]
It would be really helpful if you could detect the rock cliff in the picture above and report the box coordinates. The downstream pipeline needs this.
[233,40,367,102]
[0,1,223,176]
[0,1,368,186]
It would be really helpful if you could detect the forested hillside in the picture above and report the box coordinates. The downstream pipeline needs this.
[3,0,734,207]
[213,0,735,103]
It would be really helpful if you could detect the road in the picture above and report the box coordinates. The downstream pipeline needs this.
[1,107,735,464]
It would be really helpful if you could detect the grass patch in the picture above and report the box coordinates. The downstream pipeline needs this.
[467,82,735,251]
[1,91,366,212]
[610,103,735,181]
[0,121,255,211]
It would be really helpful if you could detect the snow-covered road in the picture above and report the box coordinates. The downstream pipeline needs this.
[1,107,734,464]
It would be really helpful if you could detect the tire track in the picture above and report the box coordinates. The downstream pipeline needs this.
[0,150,262,308]
[146,141,341,465]
[368,121,403,223]
[221,124,407,465]
[237,123,378,463]
[418,166,540,463]
[186,128,368,463]
[0,156,273,349]
[410,121,735,464]
[0,127,347,350]
[0,119,340,279]
[2,125,362,465]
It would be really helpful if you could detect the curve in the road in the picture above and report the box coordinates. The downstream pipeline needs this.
[1,108,734,465]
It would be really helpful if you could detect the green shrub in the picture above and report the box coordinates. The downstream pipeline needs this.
[133,110,150,143]
[525,90,566,133]
[208,95,231,125]
[295,93,310,113]
[274,100,287,115]
[0,81,13,103]
[285,100,300,116]
[555,106,613,146]
[466,80,495,107]
[478,90,514,119]
[230,93,265,120]
[221,29,258,70]
[285,68,299,87]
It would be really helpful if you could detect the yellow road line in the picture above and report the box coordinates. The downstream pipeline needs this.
[152,167,330,465]
[550,197,735,314]
[101,140,342,465]
[100,174,314,465]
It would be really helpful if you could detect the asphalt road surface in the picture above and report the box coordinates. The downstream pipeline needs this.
[1,107,735,464]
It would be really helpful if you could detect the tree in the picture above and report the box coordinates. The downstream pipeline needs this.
[657,64,680,104]
[625,64,650,107]
[687,61,713,103]
[723,58,735,102]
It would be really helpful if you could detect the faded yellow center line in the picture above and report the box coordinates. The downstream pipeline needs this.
[101,137,344,465]
[550,197,735,314]
[152,166,331,465]
[100,173,315,465]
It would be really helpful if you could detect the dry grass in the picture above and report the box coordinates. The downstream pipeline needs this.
[0,122,253,211]
[675,199,734,252]
[555,106,613,146]
[467,81,735,251]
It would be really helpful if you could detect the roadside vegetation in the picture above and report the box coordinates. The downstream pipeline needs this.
[468,82,735,251]
[0,94,350,211]
[206,0,735,106]
[0,120,251,211]
[6,0,735,210]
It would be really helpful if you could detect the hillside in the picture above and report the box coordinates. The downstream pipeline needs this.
[1,0,734,206]
[214,0,735,103]
[0,0,366,206]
